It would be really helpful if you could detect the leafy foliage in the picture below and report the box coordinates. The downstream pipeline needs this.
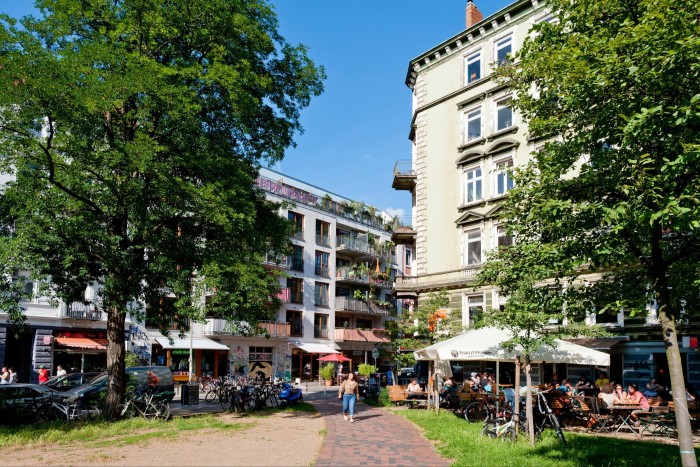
[357,363,376,378]
[319,363,335,381]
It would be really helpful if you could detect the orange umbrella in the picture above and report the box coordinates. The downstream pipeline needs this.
[317,354,351,363]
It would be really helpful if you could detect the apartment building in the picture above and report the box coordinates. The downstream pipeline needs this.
[392,0,700,388]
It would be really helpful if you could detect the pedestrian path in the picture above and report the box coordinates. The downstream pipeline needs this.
[311,393,451,466]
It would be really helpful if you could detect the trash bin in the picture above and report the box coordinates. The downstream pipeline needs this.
[181,382,200,405]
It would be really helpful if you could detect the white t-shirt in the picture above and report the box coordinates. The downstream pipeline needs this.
[56,369,67,376]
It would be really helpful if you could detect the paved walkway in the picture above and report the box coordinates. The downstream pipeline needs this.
[311,393,451,466]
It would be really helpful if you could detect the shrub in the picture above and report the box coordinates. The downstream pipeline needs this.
[319,363,335,381]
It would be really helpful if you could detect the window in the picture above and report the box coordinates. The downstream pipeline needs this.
[288,211,304,239]
[291,245,304,272]
[316,220,330,247]
[356,318,372,329]
[315,251,330,277]
[495,35,512,66]
[464,228,482,265]
[336,316,350,328]
[463,166,482,204]
[465,51,481,84]
[496,225,513,248]
[404,248,412,267]
[287,311,304,337]
[464,107,482,142]
[314,314,329,338]
[287,277,303,304]
[494,159,514,196]
[315,282,329,307]
[495,99,513,131]
[465,294,484,328]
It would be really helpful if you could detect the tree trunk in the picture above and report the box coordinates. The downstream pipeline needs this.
[658,295,697,466]
[525,356,534,446]
[105,307,126,418]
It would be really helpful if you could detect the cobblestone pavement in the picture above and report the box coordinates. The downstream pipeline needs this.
[311,393,451,467]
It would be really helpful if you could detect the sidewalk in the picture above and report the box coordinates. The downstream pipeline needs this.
[312,393,450,466]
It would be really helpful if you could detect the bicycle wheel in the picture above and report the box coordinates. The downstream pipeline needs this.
[74,405,101,422]
[465,402,489,423]
[115,403,135,420]
[481,421,498,438]
[36,407,62,423]
[219,390,231,410]
[153,403,170,421]
[243,395,256,412]
[205,389,218,403]
[504,425,518,442]
[550,415,566,445]
[266,394,279,409]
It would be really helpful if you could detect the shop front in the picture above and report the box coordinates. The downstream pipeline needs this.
[153,337,229,383]
[53,331,108,373]
[290,342,339,382]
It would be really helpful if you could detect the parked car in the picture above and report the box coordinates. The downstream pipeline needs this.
[44,373,101,392]
[0,384,64,425]
[64,366,175,405]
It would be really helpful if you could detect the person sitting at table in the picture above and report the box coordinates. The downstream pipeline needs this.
[625,384,649,425]
[479,372,494,393]
[470,372,480,387]
[558,379,574,396]
[406,378,422,398]
[644,377,664,398]
[599,384,616,409]
[575,375,593,389]
[461,379,479,397]
[595,371,609,388]
[613,383,627,404]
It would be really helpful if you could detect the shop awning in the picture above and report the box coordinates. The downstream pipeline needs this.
[563,336,630,351]
[295,343,339,354]
[155,337,229,351]
[55,337,108,350]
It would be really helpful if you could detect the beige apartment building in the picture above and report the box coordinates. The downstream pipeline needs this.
[392,0,700,388]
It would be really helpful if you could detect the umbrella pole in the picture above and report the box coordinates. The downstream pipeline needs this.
[496,361,500,411]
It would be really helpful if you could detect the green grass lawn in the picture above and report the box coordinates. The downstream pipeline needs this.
[398,409,697,467]
[0,415,253,448]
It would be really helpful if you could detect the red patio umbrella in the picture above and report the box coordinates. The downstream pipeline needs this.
[317,354,351,363]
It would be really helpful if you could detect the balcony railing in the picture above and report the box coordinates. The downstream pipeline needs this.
[336,266,370,284]
[67,302,103,320]
[393,160,415,177]
[336,235,375,256]
[204,319,290,338]
[315,265,330,277]
[335,296,388,316]
[316,234,331,247]
[334,328,390,343]
[290,259,304,272]
[263,253,292,268]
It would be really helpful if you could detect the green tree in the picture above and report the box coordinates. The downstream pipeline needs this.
[491,0,700,462]
[0,0,324,415]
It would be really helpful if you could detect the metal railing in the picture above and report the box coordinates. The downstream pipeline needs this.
[334,296,388,316]
[67,302,103,320]
[315,265,330,277]
[336,235,375,255]
[204,319,290,337]
[393,160,415,176]
[316,234,331,247]
[335,266,370,283]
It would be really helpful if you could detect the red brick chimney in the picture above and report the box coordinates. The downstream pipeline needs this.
[466,0,484,28]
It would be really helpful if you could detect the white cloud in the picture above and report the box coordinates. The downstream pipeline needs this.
[383,207,405,219]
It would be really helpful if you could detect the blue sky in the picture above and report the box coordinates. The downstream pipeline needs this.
[2,1,512,218]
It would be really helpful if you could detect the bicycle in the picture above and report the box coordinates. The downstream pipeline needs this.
[464,393,502,423]
[481,408,518,442]
[37,399,101,423]
[535,391,566,445]
[116,388,171,421]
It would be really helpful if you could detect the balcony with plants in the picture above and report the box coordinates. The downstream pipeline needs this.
[204,319,290,338]
[334,327,390,343]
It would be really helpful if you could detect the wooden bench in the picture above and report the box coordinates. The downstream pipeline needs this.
[388,385,408,405]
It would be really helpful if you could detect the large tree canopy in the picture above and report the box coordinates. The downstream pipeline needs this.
[486,0,699,461]
[0,0,324,413]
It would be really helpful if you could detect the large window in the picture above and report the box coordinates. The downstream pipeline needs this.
[465,294,484,328]
[495,35,512,66]
[494,159,514,196]
[316,220,330,247]
[464,228,482,265]
[288,211,304,239]
[495,98,513,131]
[463,166,483,204]
[464,107,482,142]
[315,250,330,277]
[314,282,329,307]
[496,225,513,248]
[465,51,481,84]
[291,245,304,272]
[287,277,303,304]
[314,314,329,339]
[286,310,303,337]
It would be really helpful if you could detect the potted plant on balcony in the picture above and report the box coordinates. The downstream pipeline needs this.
[319,363,336,386]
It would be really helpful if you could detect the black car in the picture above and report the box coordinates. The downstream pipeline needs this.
[64,366,175,405]
[0,384,64,424]
[44,373,100,392]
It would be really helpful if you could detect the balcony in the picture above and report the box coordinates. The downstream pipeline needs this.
[314,326,329,339]
[391,226,416,246]
[290,258,304,272]
[335,296,388,316]
[335,266,370,285]
[67,302,103,321]
[336,235,375,258]
[392,160,416,191]
[263,252,292,269]
[204,319,290,338]
[334,328,390,343]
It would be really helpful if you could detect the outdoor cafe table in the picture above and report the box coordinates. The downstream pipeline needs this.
[609,403,642,434]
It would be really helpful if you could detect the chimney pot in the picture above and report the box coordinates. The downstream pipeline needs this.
[466,0,484,28]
